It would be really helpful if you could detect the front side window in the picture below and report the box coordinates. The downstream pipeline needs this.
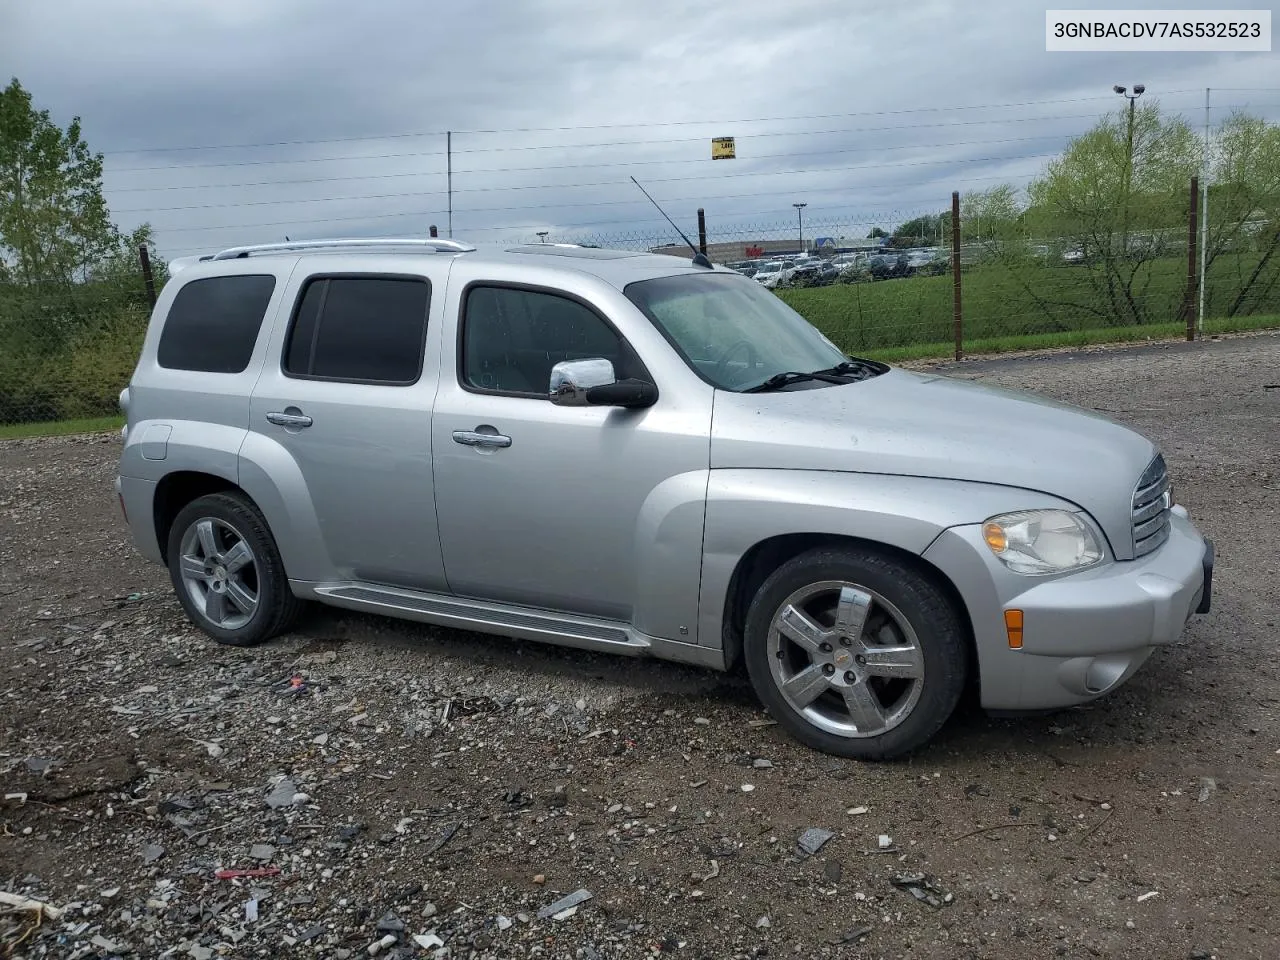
[624,271,853,391]
[283,275,430,384]
[460,285,644,396]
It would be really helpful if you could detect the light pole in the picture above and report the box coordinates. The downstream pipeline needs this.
[536,231,549,243]
[1114,84,1145,257]
[793,202,807,256]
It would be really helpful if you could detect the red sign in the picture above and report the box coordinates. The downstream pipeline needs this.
[745,244,764,257]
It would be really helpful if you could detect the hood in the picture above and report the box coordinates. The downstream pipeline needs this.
[710,367,1158,559]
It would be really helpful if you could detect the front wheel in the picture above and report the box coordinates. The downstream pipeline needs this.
[743,546,968,760]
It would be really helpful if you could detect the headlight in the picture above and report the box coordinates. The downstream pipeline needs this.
[982,509,1103,575]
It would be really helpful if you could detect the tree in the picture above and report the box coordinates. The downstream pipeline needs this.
[866,227,888,239]
[1025,100,1201,326]
[888,212,948,248]
[0,77,130,284]
[961,184,1023,244]
[1202,110,1280,317]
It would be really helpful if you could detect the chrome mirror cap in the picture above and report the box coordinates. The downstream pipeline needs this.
[549,358,617,406]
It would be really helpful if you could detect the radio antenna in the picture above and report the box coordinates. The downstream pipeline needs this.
[630,176,713,269]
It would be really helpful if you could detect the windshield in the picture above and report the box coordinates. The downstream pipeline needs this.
[624,271,857,391]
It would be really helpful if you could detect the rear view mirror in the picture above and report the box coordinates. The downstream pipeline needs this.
[549,358,657,409]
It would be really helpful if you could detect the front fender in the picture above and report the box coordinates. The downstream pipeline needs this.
[695,469,1080,653]
[631,470,710,644]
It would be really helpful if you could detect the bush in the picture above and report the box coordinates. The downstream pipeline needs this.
[54,306,148,418]
[0,282,148,423]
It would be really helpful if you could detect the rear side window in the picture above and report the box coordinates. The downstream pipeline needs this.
[283,276,430,384]
[157,274,276,373]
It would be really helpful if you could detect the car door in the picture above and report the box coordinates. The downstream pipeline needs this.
[430,268,712,639]
[245,257,448,591]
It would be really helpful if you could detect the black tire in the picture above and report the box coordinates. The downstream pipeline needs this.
[742,545,968,760]
[165,491,303,647]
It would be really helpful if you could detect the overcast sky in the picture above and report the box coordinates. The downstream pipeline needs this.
[5,0,1279,259]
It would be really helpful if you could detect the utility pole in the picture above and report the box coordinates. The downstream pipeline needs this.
[1114,84,1145,258]
[1185,176,1199,341]
[447,131,453,238]
[1199,87,1210,334]
[793,202,807,255]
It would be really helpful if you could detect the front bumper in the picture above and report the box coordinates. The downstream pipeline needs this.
[923,508,1213,711]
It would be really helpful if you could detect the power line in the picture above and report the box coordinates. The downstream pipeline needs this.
[133,171,1038,239]
[101,111,1123,174]
[99,90,1211,156]
[106,133,1079,194]
[105,97,1280,177]
[112,150,1062,214]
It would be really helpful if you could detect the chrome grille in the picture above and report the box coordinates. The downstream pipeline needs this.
[1132,454,1172,558]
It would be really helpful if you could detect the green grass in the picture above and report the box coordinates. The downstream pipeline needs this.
[2,253,1279,439]
[777,253,1280,355]
[859,313,1280,363]
[0,414,123,441]
[6,313,1278,440]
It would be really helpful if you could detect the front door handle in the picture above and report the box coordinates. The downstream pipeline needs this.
[266,410,313,428]
[452,429,511,448]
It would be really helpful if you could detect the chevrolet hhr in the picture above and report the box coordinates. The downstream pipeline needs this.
[114,238,1214,759]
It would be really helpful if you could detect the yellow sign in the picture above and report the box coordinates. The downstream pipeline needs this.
[711,136,736,160]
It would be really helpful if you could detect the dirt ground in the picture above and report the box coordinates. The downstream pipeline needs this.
[2,332,1278,960]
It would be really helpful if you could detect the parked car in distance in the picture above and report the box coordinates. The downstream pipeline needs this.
[752,259,795,288]
[789,259,820,282]
[868,252,911,280]
[116,237,1214,760]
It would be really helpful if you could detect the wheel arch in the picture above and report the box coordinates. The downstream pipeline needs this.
[718,532,978,695]
[152,470,243,564]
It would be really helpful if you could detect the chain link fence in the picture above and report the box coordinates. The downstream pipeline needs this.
[2,186,1278,430]
[0,271,156,428]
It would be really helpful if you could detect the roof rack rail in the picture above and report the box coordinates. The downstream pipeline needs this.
[209,237,477,260]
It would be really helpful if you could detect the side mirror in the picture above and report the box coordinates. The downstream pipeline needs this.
[549,358,657,409]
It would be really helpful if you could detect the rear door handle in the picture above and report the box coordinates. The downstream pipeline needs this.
[266,410,313,428]
[452,429,511,448]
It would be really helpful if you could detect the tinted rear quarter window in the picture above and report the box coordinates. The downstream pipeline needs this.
[283,276,431,384]
[157,274,277,373]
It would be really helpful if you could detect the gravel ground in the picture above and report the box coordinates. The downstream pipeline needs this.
[2,332,1278,960]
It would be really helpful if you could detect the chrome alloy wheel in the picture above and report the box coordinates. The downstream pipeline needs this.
[766,580,925,738]
[178,517,260,631]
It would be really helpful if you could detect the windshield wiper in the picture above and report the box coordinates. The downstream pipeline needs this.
[744,358,883,393]
[809,358,879,378]
[744,370,849,393]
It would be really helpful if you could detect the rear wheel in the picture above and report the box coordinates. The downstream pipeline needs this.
[166,492,302,647]
[743,546,967,760]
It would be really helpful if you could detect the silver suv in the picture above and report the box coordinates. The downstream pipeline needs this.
[115,237,1214,759]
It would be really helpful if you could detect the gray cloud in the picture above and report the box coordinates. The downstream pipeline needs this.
[4,0,1278,258]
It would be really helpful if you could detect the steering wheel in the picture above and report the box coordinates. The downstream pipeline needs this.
[712,338,760,385]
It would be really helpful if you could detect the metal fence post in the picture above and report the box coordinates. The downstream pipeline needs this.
[697,208,707,255]
[951,191,963,360]
[138,244,157,308]
[1185,175,1199,341]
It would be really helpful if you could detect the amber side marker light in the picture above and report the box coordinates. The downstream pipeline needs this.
[983,522,1007,553]
[1004,609,1024,649]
